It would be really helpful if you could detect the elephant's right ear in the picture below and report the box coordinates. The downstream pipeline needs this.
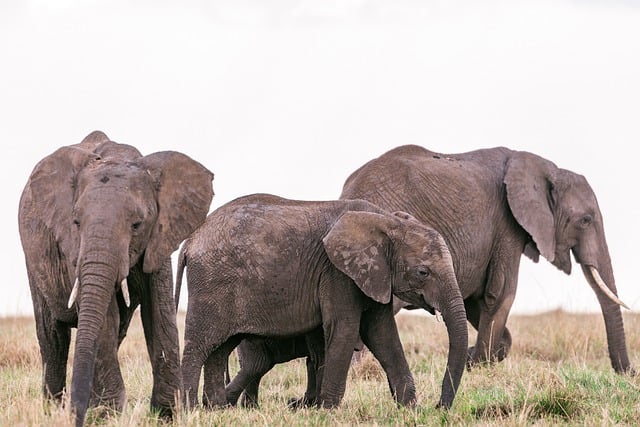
[22,145,101,261]
[504,151,557,263]
[322,211,394,304]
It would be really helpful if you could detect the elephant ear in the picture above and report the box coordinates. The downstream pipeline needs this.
[322,211,395,304]
[504,151,558,263]
[24,144,101,274]
[138,151,214,273]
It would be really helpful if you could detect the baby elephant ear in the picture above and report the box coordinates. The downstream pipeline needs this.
[322,211,394,304]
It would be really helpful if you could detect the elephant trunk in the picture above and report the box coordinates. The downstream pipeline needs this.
[437,280,468,409]
[581,263,632,374]
[70,253,120,426]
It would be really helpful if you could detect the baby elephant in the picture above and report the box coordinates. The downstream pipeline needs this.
[177,194,467,409]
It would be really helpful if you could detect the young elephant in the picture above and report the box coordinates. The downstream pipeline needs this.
[177,194,468,409]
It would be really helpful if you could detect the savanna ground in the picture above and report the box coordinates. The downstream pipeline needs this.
[1,310,639,426]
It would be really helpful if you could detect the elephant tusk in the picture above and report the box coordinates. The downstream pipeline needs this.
[121,278,130,307]
[588,266,630,310]
[67,278,79,309]
[435,310,443,322]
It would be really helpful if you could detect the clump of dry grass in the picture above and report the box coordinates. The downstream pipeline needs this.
[1,310,639,426]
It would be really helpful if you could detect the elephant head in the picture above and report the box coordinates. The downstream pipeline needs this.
[323,210,467,408]
[21,131,214,425]
[504,151,631,373]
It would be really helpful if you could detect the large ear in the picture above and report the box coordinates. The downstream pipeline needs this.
[322,211,395,304]
[25,144,101,272]
[138,151,214,272]
[504,151,557,263]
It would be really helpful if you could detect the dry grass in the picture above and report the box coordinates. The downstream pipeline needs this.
[1,310,639,426]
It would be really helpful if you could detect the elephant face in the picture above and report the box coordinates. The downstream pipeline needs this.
[73,162,159,283]
[19,131,214,425]
[322,210,457,314]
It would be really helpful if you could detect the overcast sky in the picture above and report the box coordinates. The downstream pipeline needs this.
[2,0,639,316]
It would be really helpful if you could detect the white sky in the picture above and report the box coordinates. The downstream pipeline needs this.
[2,0,639,316]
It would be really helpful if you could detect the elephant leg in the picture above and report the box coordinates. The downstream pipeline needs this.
[360,306,416,406]
[466,290,515,367]
[90,295,125,410]
[203,337,242,408]
[303,328,325,406]
[317,317,360,408]
[32,289,71,401]
[227,340,273,407]
[140,261,182,417]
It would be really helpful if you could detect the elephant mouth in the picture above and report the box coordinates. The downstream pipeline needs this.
[395,292,437,315]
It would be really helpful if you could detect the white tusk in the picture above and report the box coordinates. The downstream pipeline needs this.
[435,310,443,322]
[121,278,130,307]
[589,266,630,310]
[68,278,79,309]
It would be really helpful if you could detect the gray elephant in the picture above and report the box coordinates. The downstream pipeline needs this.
[18,131,214,426]
[224,302,412,408]
[340,145,632,373]
[177,194,468,410]
[225,329,325,408]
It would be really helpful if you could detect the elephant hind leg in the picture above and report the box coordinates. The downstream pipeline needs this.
[203,336,243,408]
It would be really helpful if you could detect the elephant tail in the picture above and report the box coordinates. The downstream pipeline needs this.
[174,244,188,310]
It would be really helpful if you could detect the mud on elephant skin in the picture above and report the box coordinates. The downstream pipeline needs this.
[18,131,214,426]
[177,194,468,410]
[341,145,632,374]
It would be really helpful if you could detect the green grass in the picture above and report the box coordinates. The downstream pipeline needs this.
[1,310,638,426]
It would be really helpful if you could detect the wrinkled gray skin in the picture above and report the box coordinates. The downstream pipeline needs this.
[177,194,467,409]
[18,131,214,426]
[341,145,632,373]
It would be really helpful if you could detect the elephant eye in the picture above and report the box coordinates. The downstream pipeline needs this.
[416,267,431,279]
[578,215,593,228]
[132,221,142,231]
[73,219,80,227]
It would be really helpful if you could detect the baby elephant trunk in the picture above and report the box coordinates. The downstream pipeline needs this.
[437,286,468,409]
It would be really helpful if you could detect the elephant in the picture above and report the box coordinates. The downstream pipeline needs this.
[176,194,468,410]
[18,131,214,426]
[224,300,416,408]
[339,145,632,373]
[225,329,325,408]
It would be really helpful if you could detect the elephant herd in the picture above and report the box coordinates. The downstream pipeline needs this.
[18,131,633,426]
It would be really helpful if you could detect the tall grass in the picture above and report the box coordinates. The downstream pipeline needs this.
[1,310,638,425]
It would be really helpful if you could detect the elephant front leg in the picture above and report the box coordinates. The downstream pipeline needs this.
[360,306,416,406]
[140,262,182,417]
[90,295,125,411]
[32,292,71,401]
[317,318,360,408]
[466,291,515,367]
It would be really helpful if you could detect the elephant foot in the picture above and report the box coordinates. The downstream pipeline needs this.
[238,394,259,409]
[150,398,175,421]
[466,342,511,370]
[287,395,316,409]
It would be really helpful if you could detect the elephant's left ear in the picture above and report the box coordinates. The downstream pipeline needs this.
[322,211,394,304]
[504,151,557,263]
[138,151,214,273]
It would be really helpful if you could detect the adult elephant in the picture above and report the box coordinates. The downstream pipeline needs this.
[18,131,214,426]
[177,194,468,410]
[340,145,632,373]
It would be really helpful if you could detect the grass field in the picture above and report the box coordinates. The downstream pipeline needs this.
[1,310,638,426]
